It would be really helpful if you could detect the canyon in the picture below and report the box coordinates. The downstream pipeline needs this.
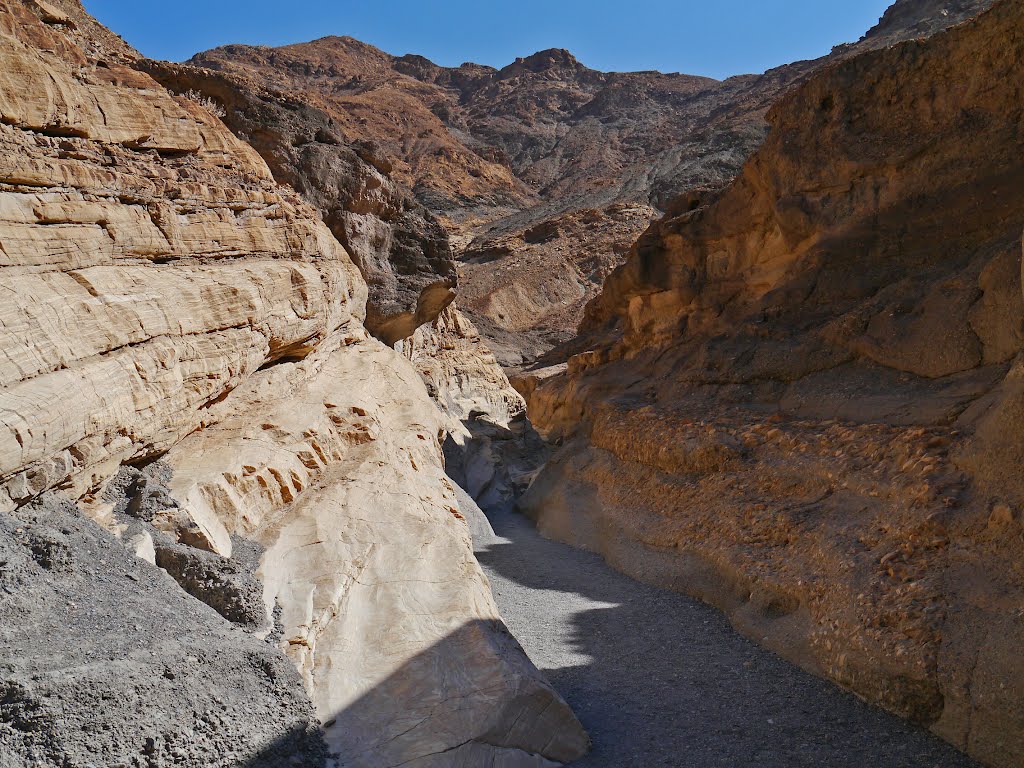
[0,0,1021,767]
[186,0,993,367]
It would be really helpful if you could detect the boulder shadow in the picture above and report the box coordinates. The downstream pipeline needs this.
[242,617,587,767]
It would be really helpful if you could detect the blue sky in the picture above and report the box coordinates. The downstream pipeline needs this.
[82,1,895,80]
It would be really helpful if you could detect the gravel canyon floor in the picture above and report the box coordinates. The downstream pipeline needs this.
[2,0,1022,765]
[477,506,982,768]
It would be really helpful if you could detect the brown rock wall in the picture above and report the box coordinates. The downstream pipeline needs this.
[522,3,1024,765]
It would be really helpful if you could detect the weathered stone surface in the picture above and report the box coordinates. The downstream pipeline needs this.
[460,203,658,368]
[0,2,587,765]
[0,0,366,516]
[160,332,587,765]
[398,305,554,512]
[863,0,996,43]
[137,55,542,534]
[0,494,328,768]
[403,305,526,429]
[191,3,994,364]
[140,59,459,345]
[522,2,1024,767]
[135,60,540,520]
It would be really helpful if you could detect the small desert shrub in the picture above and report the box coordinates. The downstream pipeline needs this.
[180,89,226,118]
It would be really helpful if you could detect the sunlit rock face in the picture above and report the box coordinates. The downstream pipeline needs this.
[0,1,587,765]
[139,58,460,346]
[162,333,587,766]
[188,1,996,367]
[522,3,1024,767]
[137,58,536,516]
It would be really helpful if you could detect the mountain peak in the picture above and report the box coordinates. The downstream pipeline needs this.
[508,48,584,74]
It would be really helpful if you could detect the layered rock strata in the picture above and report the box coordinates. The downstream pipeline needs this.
[522,2,1024,766]
[137,58,533,510]
[191,2,995,363]
[0,2,587,765]
[140,59,459,345]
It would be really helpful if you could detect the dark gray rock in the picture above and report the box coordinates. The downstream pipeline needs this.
[153,537,268,630]
[0,494,327,768]
[104,462,178,525]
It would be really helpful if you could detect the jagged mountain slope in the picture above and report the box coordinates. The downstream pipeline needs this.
[521,1,1024,766]
[0,1,588,765]
[190,1,995,365]
[184,39,788,364]
[864,0,996,42]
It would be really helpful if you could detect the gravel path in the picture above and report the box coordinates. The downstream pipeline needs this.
[474,506,979,768]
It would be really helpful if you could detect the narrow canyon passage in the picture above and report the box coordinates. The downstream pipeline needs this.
[474,506,979,768]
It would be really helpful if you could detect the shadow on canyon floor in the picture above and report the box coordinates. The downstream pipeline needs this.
[240,502,982,768]
[473,505,980,768]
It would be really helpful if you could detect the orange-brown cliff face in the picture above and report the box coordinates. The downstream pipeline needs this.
[190,3,994,366]
[522,2,1024,766]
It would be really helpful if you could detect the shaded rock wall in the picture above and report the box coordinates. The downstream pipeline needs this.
[398,305,551,512]
[190,3,996,365]
[522,2,1024,766]
[0,2,587,765]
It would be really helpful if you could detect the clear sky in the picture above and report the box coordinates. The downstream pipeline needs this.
[82,1,896,80]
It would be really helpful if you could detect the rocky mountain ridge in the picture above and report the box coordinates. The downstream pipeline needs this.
[189,0,995,365]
